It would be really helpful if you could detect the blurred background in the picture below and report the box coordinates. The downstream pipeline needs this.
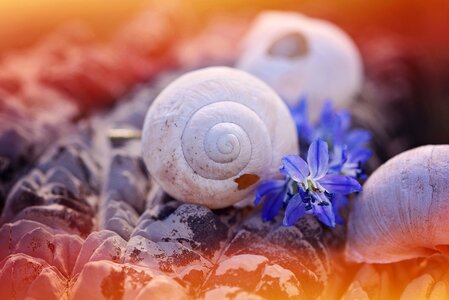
[0,0,448,175]
[0,0,447,60]
[0,0,449,158]
[1,0,447,98]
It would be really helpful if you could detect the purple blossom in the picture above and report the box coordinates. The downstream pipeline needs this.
[255,98,372,227]
[254,180,288,222]
[255,140,362,227]
[291,98,372,178]
[281,140,361,226]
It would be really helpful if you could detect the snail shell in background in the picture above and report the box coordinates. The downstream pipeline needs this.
[346,145,449,263]
[237,11,363,114]
[141,67,298,208]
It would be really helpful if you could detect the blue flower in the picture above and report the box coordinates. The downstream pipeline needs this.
[281,140,362,195]
[331,194,349,225]
[290,98,371,161]
[280,140,361,227]
[330,126,372,178]
[289,97,314,146]
[313,100,372,178]
[255,99,372,227]
[315,101,339,144]
[331,147,372,178]
[254,179,289,222]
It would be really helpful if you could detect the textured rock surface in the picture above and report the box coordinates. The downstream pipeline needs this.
[0,63,334,298]
[0,4,186,214]
[1,137,100,237]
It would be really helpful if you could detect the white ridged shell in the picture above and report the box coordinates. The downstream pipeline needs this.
[141,67,298,208]
[237,11,363,114]
[346,145,449,263]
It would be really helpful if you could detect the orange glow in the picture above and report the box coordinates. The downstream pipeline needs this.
[0,1,448,299]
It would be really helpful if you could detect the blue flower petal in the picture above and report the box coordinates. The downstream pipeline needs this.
[348,148,372,164]
[332,116,344,148]
[283,194,306,226]
[290,97,315,143]
[341,148,349,164]
[332,194,349,225]
[314,200,336,227]
[345,129,372,149]
[318,174,362,194]
[307,139,329,179]
[262,190,285,222]
[281,155,308,182]
[319,101,334,132]
[290,96,309,123]
[329,145,347,174]
[336,110,351,132]
[254,180,285,205]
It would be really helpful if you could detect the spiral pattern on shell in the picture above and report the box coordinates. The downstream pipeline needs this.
[141,67,298,208]
[346,145,449,263]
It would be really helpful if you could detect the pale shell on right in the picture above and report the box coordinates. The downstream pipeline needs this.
[346,145,449,263]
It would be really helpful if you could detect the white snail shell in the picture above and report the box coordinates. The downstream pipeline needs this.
[237,11,363,114]
[346,145,449,263]
[141,67,298,208]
